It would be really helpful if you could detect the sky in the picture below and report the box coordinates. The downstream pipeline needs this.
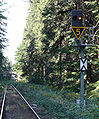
[3,0,29,64]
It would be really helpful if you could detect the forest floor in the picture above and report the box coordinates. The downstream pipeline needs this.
[0,79,99,119]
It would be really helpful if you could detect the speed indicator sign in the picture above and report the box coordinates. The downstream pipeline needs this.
[71,27,85,40]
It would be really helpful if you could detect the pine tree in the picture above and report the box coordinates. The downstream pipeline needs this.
[15,0,99,87]
[0,1,7,72]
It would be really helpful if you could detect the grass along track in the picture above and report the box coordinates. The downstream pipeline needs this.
[0,80,98,119]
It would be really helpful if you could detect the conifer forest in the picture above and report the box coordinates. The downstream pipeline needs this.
[0,0,99,119]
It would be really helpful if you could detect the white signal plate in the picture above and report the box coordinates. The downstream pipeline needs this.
[80,59,87,71]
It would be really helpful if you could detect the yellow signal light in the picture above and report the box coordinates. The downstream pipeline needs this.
[78,17,82,20]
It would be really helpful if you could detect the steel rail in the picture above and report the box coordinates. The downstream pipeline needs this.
[0,85,7,119]
[10,84,41,119]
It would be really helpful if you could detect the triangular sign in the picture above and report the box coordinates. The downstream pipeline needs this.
[71,27,85,40]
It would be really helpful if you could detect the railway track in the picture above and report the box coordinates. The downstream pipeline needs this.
[0,84,41,119]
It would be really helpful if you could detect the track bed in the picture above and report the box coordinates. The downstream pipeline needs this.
[0,85,40,119]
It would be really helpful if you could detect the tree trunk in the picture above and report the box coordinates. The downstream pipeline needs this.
[44,64,47,82]
[58,38,62,89]
[41,65,44,82]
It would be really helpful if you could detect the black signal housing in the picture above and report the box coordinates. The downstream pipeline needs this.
[71,10,83,27]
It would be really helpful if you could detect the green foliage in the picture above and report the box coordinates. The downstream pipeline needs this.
[13,82,99,119]
[15,0,99,94]
[15,0,49,82]
[0,78,98,119]
[86,81,99,99]
[0,1,12,80]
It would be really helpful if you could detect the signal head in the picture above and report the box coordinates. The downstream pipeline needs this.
[71,10,83,27]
